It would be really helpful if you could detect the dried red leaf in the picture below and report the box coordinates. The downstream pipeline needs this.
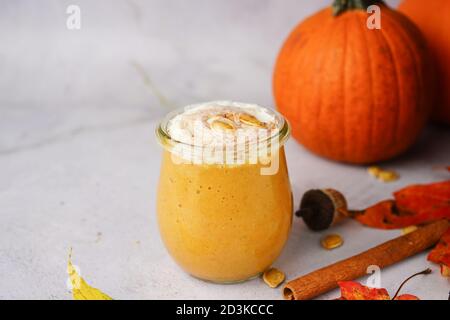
[395,294,420,300]
[337,281,422,300]
[352,180,450,229]
[394,181,450,213]
[337,281,390,300]
[337,269,430,300]
[428,228,450,268]
[352,200,399,229]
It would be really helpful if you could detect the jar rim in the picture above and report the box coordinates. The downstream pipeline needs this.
[155,104,291,153]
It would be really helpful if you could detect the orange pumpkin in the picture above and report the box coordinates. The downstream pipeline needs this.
[399,0,450,125]
[273,0,434,164]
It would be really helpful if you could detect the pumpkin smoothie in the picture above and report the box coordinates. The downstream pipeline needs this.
[156,101,292,283]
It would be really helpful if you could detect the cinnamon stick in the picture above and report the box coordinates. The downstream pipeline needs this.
[284,219,450,300]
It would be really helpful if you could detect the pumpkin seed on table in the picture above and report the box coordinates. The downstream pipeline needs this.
[321,234,344,250]
[368,166,399,183]
[262,268,285,288]
[378,171,399,183]
[368,166,381,177]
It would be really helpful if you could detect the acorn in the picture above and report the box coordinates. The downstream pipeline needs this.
[296,189,349,231]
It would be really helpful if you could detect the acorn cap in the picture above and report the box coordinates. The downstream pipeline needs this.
[296,189,348,231]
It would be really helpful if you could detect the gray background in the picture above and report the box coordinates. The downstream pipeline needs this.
[3,0,450,300]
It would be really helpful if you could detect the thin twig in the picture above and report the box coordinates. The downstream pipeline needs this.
[392,268,432,300]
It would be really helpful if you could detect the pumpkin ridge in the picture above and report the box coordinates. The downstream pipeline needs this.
[295,20,326,138]
[399,0,449,124]
[383,11,424,118]
[369,27,389,160]
[321,14,351,159]
[309,15,338,155]
[382,10,431,151]
[378,20,401,148]
[341,16,349,160]
[358,14,375,157]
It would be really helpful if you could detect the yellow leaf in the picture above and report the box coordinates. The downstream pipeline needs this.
[67,249,113,300]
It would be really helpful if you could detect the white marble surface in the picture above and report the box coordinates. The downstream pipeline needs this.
[2,0,450,300]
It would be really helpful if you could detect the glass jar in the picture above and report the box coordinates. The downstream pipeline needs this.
[155,103,292,283]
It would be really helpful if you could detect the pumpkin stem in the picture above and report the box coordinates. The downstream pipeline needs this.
[332,0,385,16]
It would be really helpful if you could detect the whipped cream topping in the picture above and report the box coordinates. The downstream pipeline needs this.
[166,101,281,148]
